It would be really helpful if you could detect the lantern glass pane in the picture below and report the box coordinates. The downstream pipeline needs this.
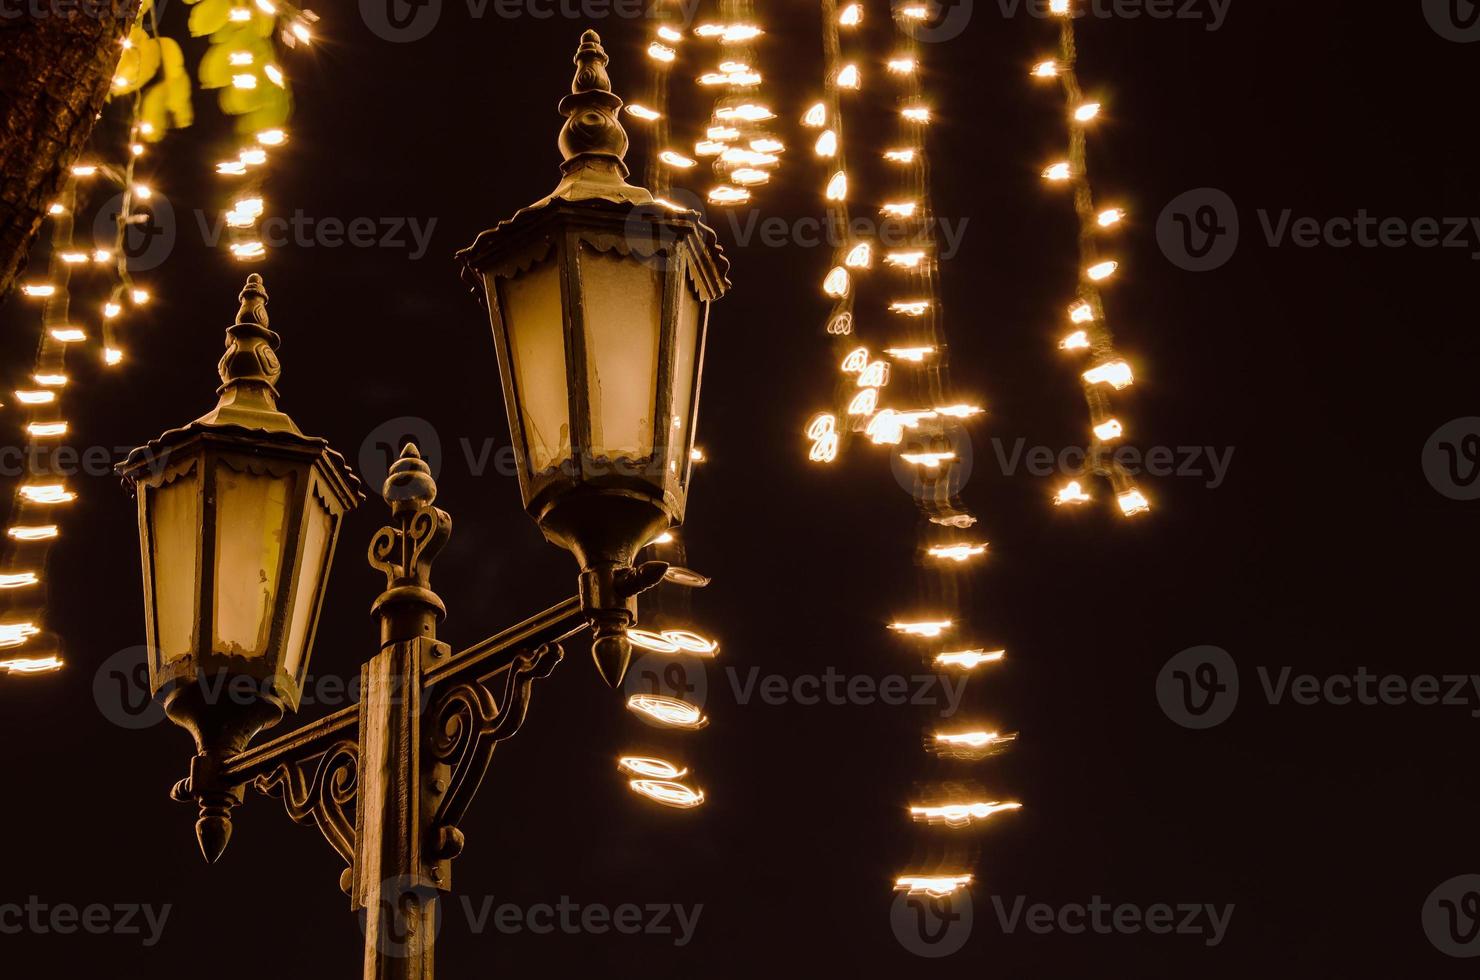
[149,465,200,665]
[578,246,661,463]
[498,256,570,474]
[667,278,702,479]
[282,482,332,680]
[212,461,294,658]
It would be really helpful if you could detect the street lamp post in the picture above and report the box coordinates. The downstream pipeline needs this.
[116,31,727,980]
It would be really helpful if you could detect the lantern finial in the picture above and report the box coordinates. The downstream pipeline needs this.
[195,274,299,433]
[545,29,651,206]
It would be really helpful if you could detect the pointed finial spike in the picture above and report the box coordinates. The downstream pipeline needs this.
[236,273,269,328]
[571,28,611,95]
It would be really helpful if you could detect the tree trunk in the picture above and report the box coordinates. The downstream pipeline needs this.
[0,3,138,303]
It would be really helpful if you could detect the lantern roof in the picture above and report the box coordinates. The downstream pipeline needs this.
[456,30,730,296]
[118,273,363,506]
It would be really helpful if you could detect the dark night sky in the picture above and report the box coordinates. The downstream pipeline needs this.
[2,1,1477,975]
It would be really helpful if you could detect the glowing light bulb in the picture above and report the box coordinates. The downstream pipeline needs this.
[802,103,827,127]
[254,0,276,12]
[13,390,52,405]
[104,347,124,366]
[33,374,67,387]
[626,694,708,729]
[232,73,258,90]
[1093,419,1124,441]
[103,300,121,317]
[839,3,862,25]
[886,58,916,74]
[627,104,661,120]
[618,756,688,780]
[229,7,251,21]
[889,620,952,638]
[647,42,676,62]
[226,198,261,225]
[841,347,871,374]
[866,410,904,446]
[1074,102,1101,122]
[94,250,114,264]
[883,147,916,164]
[1031,59,1059,78]
[1053,480,1091,506]
[927,542,988,562]
[934,404,984,418]
[129,143,144,156]
[935,649,1005,669]
[19,484,74,504]
[1087,260,1118,281]
[8,526,58,541]
[0,622,40,648]
[709,185,751,205]
[0,572,38,589]
[822,266,850,298]
[629,779,705,808]
[256,128,286,145]
[1043,161,1072,181]
[59,252,86,264]
[694,140,727,156]
[1117,488,1151,516]
[657,25,682,42]
[837,64,860,89]
[49,327,85,342]
[845,242,872,268]
[129,286,148,303]
[1068,301,1095,323]
[239,148,267,166]
[708,125,741,141]
[935,730,1014,751]
[825,170,848,200]
[71,164,97,177]
[229,50,254,66]
[731,168,769,186]
[898,4,929,19]
[132,184,152,200]
[827,311,854,335]
[894,875,972,897]
[230,241,266,260]
[690,447,705,462]
[857,360,890,388]
[884,346,934,362]
[719,24,761,43]
[720,103,774,122]
[909,801,1022,827]
[814,129,837,158]
[899,451,955,468]
[0,655,63,673]
[884,250,926,269]
[626,628,681,654]
[1082,360,1134,390]
[1050,0,1069,13]
[21,284,55,298]
[889,300,930,316]
[47,203,64,215]
[807,413,840,463]
[217,160,248,175]
[880,201,917,218]
[750,137,784,153]
[846,388,879,417]
[290,21,312,43]
[26,422,67,438]
[661,629,719,656]
[900,105,931,122]
[1098,208,1125,227]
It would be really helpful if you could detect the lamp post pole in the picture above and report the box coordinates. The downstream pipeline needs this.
[117,30,728,980]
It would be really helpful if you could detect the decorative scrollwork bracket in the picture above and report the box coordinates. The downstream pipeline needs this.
[253,740,360,895]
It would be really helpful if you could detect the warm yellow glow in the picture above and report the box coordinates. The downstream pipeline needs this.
[729,168,768,186]
[721,147,777,166]
[694,22,762,43]
[626,694,708,729]
[845,388,877,417]
[1053,480,1091,506]
[102,300,121,318]
[910,801,1022,827]
[690,447,705,462]
[254,0,276,12]
[707,125,740,142]
[1082,360,1134,390]
[927,542,987,563]
[130,142,144,156]
[802,102,827,127]
[708,185,751,205]
[33,374,67,387]
[880,201,916,217]
[228,7,251,20]
[1093,419,1124,441]
[627,104,661,121]
[889,619,952,638]
[26,422,68,438]
[627,628,681,654]
[8,526,58,541]
[935,649,1005,669]
[0,655,63,674]
[1059,331,1091,351]
[884,345,934,362]
[889,300,930,316]
[807,413,840,463]
[104,347,124,366]
[865,410,904,446]
[647,530,676,548]
[750,137,784,153]
[900,106,931,122]
[618,756,688,780]
[899,451,955,468]
[839,2,862,25]
[1069,301,1095,323]
[837,64,860,89]
[814,129,837,158]
[895,874,972,897]
[1098,208,1125,227]
[898,4,930,19]
[1043,161,1072,181]
[47,203,64,215]
[21,284,55,298]
[0,572,38,589]
[132,184,152,200]
[217,160,248,176]
[647,42,676,62]
[14,390,54,405]
[290,21,311,43]
[656,25,682,42]
[131,288,150,304]
[883,148,916,163]
[1031,59,1059,78]
[20,484,74,504]
[1087,260,1118,281]
[70,164,97,177]
[716,103,774,122]
[935,730,1015,750]
[845,242,872,268]
[629,779,705,808]
[256,128,286,146]
[1074,102,1101,122]
[0,622,39,649]
[857,359,890,388]
[884,250,926,269]
[694,140,727,157]
[263,64,284,87]
[825,170,847,201]
[841,347,871,374]
[823,266,850,298]
[886,58,916,74]
[231,241,266,260]
[59,251,87,264]
[662,629,719,656]
[934,404,984,419]
[49,327,85,342]
[1117,488,1151,516]
[1050,0,1070,11]
[231,73,258,90]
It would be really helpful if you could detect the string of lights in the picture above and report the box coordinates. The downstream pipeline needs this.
[688,1,785,207]
[1034,0,1149,517]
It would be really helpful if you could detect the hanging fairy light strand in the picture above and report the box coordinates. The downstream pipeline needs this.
[690,0,786,207]
[1035,0,1149,517]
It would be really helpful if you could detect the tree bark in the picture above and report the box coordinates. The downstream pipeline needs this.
[0,1,138,303]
